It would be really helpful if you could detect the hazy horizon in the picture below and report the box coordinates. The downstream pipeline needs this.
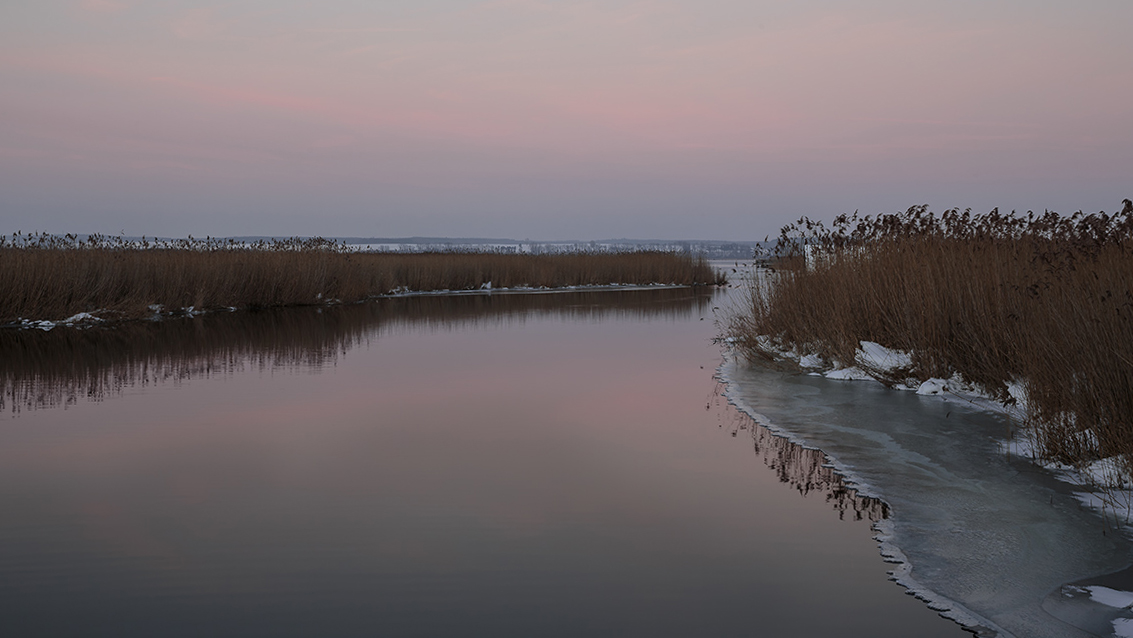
[2,1,1131,240]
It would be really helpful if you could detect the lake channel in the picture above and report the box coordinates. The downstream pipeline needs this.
[2,286,976,637]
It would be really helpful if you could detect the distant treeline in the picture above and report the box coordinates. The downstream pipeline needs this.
[0,234,724,323]
[729,200,1133,482]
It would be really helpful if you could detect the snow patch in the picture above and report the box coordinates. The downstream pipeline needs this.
[798,353,824,369]
[1115,618,1133,638]
[61,312,101,325]
[856,341,913,373]
[384,283,684,298]
[916,378,950,396]
[1086,586,1133,609]
[825,367,874,381]
[23,319,57,331]
[1005,381,1029,413]
[16,312,105,331]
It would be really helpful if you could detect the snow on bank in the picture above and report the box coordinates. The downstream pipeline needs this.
[856,341,913,372]
[15,312,105,331]
[381,282,686,297]
[740,335,1133,523]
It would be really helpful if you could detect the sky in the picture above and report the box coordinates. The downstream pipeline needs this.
[1,1,1131,240]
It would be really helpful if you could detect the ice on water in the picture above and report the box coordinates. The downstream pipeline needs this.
[721,358,1133,638]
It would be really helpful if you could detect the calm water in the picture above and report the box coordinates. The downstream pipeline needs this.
[0,289,963,637]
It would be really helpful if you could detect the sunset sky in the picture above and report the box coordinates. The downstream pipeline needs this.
[2,1,1131,240]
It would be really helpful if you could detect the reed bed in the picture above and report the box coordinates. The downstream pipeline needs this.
[0,234,723,323]
[728,201,1133,482]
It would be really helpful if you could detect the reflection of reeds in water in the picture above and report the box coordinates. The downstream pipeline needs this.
[710,384,889,522]
[1,287,716,414]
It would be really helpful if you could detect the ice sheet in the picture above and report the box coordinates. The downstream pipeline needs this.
[721,358,1133,638]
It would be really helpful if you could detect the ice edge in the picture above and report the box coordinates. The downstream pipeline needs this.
[716,356,1013,638]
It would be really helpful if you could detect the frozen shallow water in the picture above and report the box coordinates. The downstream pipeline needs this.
[722,358,1133,638]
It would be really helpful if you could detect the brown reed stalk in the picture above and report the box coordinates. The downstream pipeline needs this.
[0,234,724,323]
[729,201,1133,481]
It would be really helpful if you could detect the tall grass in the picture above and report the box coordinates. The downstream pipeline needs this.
[0,234,724,322]
[728,201,1133,480]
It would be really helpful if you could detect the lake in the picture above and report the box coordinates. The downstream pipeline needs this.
[1,287,966,637]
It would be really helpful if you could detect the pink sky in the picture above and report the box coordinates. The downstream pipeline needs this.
[1,0,1131,239]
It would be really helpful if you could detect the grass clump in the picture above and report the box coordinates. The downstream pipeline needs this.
[728,200,1133,483]
[0,234,724,323]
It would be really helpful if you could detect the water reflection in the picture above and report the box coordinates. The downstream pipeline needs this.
[0,285,965,638]
[711,384,889,522]
[1,288,714,414]
[2,285,884,525]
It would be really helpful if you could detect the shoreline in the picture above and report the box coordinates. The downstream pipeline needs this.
[716,357,1008,638]
[3,283,709,332]
[733,335,1133,516]
[718,354,1133,638]
[728,205,1133,516]
[0,243,725,324]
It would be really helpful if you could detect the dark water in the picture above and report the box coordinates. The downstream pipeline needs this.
[0,289,963,637]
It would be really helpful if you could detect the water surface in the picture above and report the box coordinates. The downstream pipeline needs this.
[0,289,963,637]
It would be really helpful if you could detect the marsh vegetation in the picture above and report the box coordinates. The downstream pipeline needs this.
[728,201,1133,482]
[0,234,723,323]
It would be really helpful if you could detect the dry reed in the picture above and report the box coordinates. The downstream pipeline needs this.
[0,234,724,323]
[728,200,1133,481]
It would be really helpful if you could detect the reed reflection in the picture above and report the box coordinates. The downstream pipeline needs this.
[711,384,889,522]
[1,288,715,414]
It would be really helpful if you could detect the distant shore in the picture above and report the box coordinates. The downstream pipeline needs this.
[0,235,725,326]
